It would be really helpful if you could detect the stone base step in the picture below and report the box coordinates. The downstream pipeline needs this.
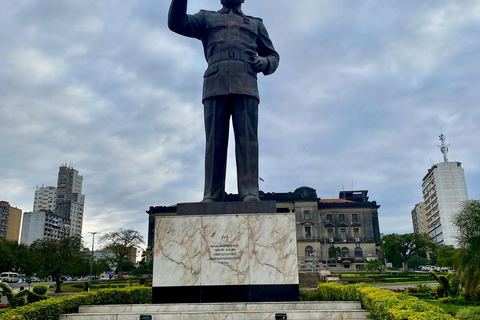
[78,301,363,313]
[61,310,370,320]
[60,302,370,320]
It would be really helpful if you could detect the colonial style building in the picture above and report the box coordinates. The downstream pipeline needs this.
[147,187,382,271]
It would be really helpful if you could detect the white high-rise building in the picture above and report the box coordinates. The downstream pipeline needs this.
[20,211,71,245]
[33,186,57,212]
[421,134,468,247]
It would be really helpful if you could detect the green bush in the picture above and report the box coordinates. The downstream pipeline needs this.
[417,283,434,294]
[315,283,456,320]
[456,306,480,320]
[32,285,49,296]
[407,292,435,300]
[0,283,49,308]
[299,289,318,301]
[0,286,152,320]
[316,283,368,301]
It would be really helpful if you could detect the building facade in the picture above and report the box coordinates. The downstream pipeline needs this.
[20,210,71,245]
[275,188,381,271]
[422,161,468,247]
[33,186,57,212]
[411,202,427,234]
[147,187,382,271]
[0,201,22,242]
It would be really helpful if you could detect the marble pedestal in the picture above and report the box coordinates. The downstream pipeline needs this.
[152,203,299,303]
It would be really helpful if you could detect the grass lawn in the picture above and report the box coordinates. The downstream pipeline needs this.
[48,279,145,294]
[332,272,434,284]
[424,300,467,317]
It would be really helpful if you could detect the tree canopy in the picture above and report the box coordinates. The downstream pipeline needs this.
[381,233,437,272]
[100,229,144,276]
[30,236,89,292]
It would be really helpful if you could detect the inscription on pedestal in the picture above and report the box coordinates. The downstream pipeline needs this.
[209,244,241,265]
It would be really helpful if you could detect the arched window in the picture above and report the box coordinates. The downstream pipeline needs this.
[305,246,314,257]
[355,247,363,258]
[341,247,349,258]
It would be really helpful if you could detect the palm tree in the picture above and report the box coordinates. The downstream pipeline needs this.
[452,199,480,300]
[328,245,341,266]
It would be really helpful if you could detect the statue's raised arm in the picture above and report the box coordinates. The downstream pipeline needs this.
[168,0,205,39]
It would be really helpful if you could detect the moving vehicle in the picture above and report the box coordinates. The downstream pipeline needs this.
[1,272,19,283]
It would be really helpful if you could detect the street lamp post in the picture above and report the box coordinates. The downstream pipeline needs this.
[88,232,98,281]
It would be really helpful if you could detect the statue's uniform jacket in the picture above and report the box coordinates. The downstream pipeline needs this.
[168,4,280,102]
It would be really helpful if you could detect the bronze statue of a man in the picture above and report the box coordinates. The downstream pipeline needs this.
[168,0,279,202]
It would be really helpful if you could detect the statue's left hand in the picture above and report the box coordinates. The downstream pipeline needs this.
[252,56,268,73]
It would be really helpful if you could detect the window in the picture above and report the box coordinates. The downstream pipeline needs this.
[340,228,347,239]
[326,214,332,221]
[305,246,313,257]
[355,247,363,258]
[327,228,334,238]
[339,214,345,222]
[352,214,358,222]
[304,210,310,220]
[353,228,360,238]
[341,247,349,258]
[305,226,311,237]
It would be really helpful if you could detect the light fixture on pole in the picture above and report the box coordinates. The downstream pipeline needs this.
[88,231,98,281]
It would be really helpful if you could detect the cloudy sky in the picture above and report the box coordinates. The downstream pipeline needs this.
[1,0,479,249]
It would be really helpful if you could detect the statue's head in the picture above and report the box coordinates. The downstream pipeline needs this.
[221,0,244,8]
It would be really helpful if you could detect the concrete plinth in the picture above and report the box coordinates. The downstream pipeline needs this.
[152,202,299,303]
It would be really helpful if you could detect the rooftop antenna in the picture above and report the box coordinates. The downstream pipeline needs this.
[438,132,450,162]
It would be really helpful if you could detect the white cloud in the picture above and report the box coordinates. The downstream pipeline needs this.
[10,49,66,84]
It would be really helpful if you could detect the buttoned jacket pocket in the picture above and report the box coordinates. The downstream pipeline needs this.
[239,23,258,50]
[206,21,227,46]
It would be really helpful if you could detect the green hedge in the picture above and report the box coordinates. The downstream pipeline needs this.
[0,283,49,309]
[0,286,152,320]
[456,306,480,320]
[314,283,455,320]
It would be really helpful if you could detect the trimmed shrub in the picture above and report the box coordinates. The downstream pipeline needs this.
[316,283,368,301]
[358,287,455,320]
[315,283,456,320]
[456,306,480,320]
[32,285,49,296]
[299,289,318,301]
[407,292,435,300]
[0,286,152,320]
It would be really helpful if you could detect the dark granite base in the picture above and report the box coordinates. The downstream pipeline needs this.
[177,201,276,216]
[152,284,299,303]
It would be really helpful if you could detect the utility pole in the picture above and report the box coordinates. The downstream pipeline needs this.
[88,231,98,281]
